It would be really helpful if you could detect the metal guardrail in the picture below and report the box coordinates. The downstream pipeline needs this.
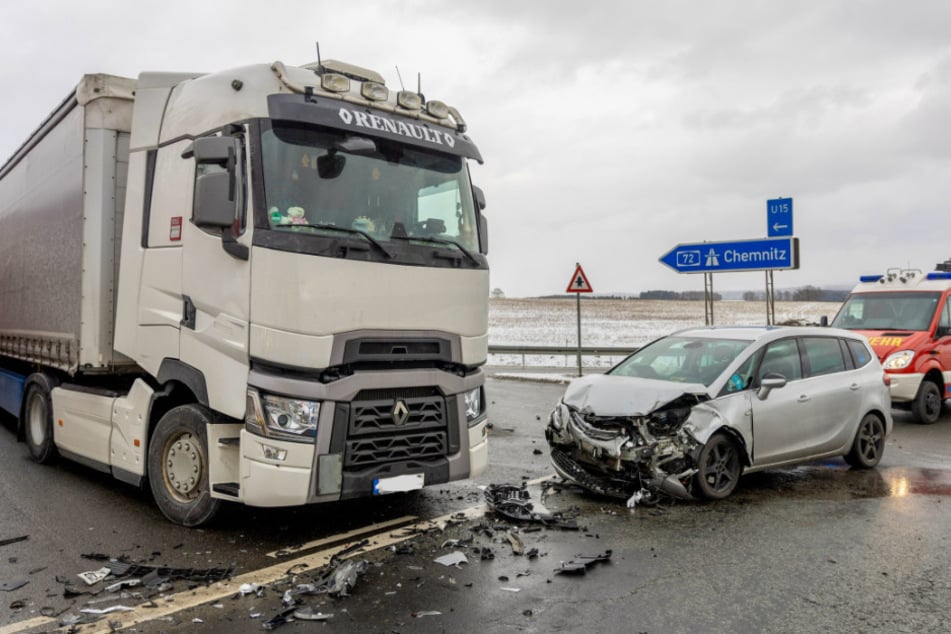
[487,344,638,366]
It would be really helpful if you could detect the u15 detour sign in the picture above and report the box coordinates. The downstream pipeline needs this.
[659,237,800,274]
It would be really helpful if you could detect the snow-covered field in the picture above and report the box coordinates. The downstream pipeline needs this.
[488,297,842,367]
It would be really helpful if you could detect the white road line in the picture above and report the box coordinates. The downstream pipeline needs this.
[265,514,418,558]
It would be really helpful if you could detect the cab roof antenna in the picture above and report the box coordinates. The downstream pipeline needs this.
[395,65,405,91]
[315,41,323,73]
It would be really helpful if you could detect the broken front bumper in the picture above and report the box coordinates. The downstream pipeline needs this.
[546,405,696,499]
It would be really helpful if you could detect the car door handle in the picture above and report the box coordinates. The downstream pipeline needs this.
[849,383,860,391]
[798,395,810,403]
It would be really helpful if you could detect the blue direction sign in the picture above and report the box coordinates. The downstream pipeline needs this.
[659,237,799,274]
[767,197,793,237]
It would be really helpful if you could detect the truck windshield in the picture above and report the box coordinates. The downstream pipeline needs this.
[260,122,479,253]
[831,292,940,331]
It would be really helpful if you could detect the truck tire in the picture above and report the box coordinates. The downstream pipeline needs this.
[148,404,220,527]
[911,380,942,425]
[23,382,57,464]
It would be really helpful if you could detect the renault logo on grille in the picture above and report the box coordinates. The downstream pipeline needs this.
[392,400,410,426]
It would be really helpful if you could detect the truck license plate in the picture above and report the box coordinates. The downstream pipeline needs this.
[373,473,425,495]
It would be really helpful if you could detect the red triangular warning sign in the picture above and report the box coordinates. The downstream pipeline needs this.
[566,264,593,293]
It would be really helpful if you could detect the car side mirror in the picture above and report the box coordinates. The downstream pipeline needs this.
[756,373,787,400]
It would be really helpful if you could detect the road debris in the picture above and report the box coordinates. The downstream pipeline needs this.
[484,483,580,529]
[554,550,613,575]
[433,552,468,568]
[0,535,29,548]
[77,567,111,585]
[79,605,135,615]
[294,607,333,621]
[0,579,28,592]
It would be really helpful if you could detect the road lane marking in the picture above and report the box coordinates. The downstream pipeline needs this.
[265,514,417,558]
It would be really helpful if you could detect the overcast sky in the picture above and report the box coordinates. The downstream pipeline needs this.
[2,1,949,297]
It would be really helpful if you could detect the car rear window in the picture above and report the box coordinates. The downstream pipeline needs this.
[846,339,873,367]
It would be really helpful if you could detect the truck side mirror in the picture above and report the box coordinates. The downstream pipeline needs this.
[193,171,235,228]
[472,185,486,211]
[478,214,489,255]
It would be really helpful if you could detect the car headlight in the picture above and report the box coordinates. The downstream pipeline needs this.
[549,402,567,431]
[464,387,485,425]
[883,350,915,370]
[245,389,320,442]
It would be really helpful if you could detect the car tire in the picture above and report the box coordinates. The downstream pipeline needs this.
[148,404,221,527]
[844,413,886,469]
[23,382,57,464]
[911,380,942,425]
[694,432,741,499]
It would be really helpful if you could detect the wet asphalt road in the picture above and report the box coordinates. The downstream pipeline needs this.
[2,374,951,633]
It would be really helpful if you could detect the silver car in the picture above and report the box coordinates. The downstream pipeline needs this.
[546,326,893,502]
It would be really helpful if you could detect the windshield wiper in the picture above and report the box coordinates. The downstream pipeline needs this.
[390,235,480,266]
[291,223,392,259]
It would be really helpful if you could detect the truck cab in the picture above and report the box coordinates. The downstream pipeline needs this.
[831,267,951,423]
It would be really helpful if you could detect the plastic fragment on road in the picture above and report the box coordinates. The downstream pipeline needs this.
[433,551,469,567]
[0,535,29,548]
[413,610,442,618]
[77,567,111,586]
[554,550,613,575]
[626,491,644,509]
[239,582,263,597]
[104,578,141,593]
[79,605,135,614]
[506,531,525,556]
[484,483,580,529]
[294,607,333,621]
[500,587,521,592]
[0,578,28,592]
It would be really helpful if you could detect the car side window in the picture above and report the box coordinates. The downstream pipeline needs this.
[757,339,802,382]
[802,337,846,377]
[846,339,872,368]
[722,353,758,395]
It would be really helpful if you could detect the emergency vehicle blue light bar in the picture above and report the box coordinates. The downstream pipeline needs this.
[859,275,884,283]
[926,272,951,280]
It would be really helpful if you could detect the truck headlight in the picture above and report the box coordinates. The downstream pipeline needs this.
[245,389,319,442]
[464,387,485,425]
[549,402,567,431]
[883,350,915,370]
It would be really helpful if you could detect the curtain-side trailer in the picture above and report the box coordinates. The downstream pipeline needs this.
[0,59,490,526]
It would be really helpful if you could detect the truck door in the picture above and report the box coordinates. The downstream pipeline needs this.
[178,133,252,419]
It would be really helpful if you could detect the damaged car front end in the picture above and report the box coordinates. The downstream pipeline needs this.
[546,375,730,502]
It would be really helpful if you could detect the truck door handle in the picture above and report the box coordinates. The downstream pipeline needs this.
[181,295,196,330]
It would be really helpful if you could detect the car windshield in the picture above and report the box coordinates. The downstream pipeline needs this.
[260,122,479,252]
[609,336,752,387]
[831,292,940,331]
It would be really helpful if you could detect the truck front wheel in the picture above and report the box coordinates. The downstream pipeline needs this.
[148,404,220,527]
[911,380,943,425]
[23,383,57,464]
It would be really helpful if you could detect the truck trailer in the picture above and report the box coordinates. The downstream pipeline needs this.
[0,58,489,526]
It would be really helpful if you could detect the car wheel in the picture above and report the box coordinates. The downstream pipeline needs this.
[23,382,57,464]
[911,380,942,424]
[844,413,886,469]
[148,404,220,527]
[694,432,741,499]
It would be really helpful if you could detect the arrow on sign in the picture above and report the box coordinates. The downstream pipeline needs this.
[772,222,789,232]
[659,237,799,274]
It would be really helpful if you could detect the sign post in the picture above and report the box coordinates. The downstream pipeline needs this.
[566,263,593,377]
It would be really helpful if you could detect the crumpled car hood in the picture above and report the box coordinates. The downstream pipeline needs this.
[562,374,709,417]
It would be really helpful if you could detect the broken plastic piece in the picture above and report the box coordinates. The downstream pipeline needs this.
[554,550,613,575]
[0,535,29,548]
[484,483,580,529]
[77,568,111,586]
[294,607,333,621]
[506,531,525,556]
[104,578,141,593]
[433,552,468,567]
[0,579,28,592]
[79,605,135,615]
[413,610,442,618]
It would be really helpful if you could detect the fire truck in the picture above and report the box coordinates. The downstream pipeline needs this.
[831,261,951,423]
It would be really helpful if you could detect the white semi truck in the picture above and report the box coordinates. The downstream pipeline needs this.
[0,58,489,526]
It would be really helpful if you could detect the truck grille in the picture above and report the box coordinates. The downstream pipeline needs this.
[343,388,449,468]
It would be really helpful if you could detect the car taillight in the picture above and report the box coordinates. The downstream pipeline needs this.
[882,372,891,386]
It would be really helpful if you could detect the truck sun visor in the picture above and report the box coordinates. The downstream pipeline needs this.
[267,94,483,164]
